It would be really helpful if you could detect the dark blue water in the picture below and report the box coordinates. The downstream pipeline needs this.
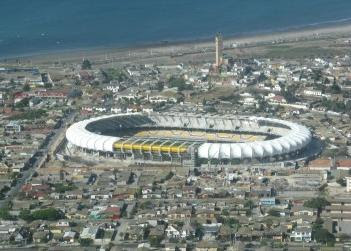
[1,0,351,58]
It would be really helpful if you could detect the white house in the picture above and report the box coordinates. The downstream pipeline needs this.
[106,85,120,93]
[273,84,282,92]
[290,226,312,242]
[80,226,100,239]
[165,225,180,239]
[56,220,70,227]
[304,89,323,97]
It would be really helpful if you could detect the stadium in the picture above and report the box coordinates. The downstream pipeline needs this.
[65,113,313,167]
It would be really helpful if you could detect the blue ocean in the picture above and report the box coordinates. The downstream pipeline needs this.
[1,0,351,58]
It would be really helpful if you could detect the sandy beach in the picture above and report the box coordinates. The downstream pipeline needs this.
[2,22,351,66]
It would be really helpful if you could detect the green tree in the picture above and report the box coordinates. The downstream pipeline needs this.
[30,208,64,221]
[23,84,31,92]
[195,224,204,240]
[44,82,53,88]
[281,84,299,103]
[14,97,29,108]
[268,209,280,217]
[156,82,164,92]
[265,218,273,228]
[140,200,153,210]
[101,68,127,83]
[168,76,192,91]
[10,109,47,121]
[160,171,174,183]
[314,228,335,245]
[224,217,239,229]
[149,236,163,247]
[244,200,255,209]
[79,238,93,246]
[312,217,324,231]
[330,83,341,94]
[312,217,336,245]
[304,197,329,210]
[258,73,267,82]
[336,178,346,187]
[222,209,229,216]
[52,183,77,193]
[81,59,92,70]
[19,209,33,222]
[0,208,15,220]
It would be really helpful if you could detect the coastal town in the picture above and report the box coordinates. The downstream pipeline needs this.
[0,31,351,251]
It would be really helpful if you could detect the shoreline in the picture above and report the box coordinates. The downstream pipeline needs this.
[2,21,351,64]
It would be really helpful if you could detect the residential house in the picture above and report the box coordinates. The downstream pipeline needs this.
[202,223,221,240]
[165,225,180,239]
[321,197,351,234]
[63,231,77,243]
[291,206,317,216]
[308,159,333,171]
[148,225,165,240]
[218,225,232,241]
[80,226,100,240]
[4,121,21,134]
[336,160,351,171]
[260,197,276,206]
[0,224,15,244]
[196,241,219,251]
[64,190,83,200]
[181,221,195,239]
[250,187,273,197]
[33,231,52,244]
[290,226,312,242]
[21,183,51,200]
[165,243,187,251]
[90,192,112,200]
[196,209,217,220]
[167,209,192,220]
[126,225,144,241]
[11,227,31,245]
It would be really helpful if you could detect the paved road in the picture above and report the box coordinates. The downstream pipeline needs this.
[0,112,76,208]
[114,219,129,244]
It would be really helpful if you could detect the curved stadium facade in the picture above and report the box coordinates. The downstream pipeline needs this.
[66,113,312,166]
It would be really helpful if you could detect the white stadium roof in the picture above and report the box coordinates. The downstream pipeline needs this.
[66,113,312,160]
[66,114,120,152]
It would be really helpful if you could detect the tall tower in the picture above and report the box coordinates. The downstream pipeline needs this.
[215,33,223,67]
